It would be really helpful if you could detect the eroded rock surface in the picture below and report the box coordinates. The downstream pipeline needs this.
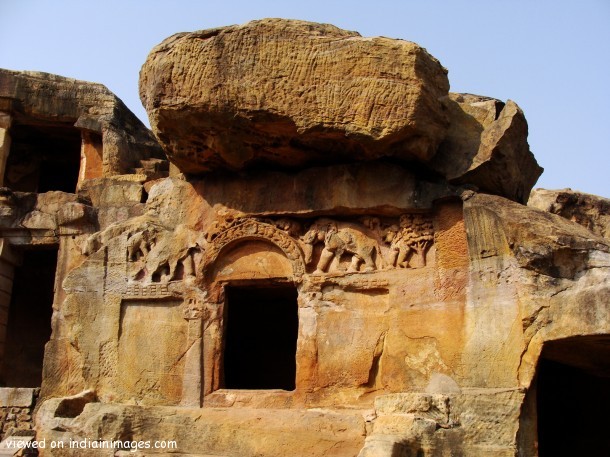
[0,68,164,176]
[139,19,541,204]
[431,93,543,203]
[529,187,610,239]
[0,17,605,457]
[140,18,450,172]
[28,167,609,456]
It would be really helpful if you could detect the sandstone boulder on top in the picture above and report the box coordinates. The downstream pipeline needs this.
[139,18,450,172]
[431,93,543,203]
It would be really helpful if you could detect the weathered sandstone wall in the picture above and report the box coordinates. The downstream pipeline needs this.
[0,18,606,457]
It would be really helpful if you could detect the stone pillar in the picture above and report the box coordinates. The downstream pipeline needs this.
[202,300,223,400]
[0,113,12,187]
[0,239,20,371]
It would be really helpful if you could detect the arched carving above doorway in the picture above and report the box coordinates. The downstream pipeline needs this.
[202,218,306,281]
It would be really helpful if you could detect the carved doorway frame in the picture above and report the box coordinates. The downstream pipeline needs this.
[198,219,306,401]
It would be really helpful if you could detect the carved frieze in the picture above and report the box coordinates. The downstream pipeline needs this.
[299,214,435,274]
[382,214,435,269]
[204,213,434,277]
[307,275,390,289]
[84,211,434,295]
[301,219,379,274]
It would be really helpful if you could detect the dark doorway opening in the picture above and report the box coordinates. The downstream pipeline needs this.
[223,285,298,390]
[0,248,57,387]
[5,122,81,193]
[537,337,610,456]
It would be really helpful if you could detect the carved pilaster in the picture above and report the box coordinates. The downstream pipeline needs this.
[181,296,205,407]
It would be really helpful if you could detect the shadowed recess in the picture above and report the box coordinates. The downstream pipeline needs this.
[223,285,298,391]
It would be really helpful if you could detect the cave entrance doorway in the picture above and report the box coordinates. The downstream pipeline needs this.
[4,121,81,193]
[0,247,57,387]
[536,336,610,456]
[223,284,298,391]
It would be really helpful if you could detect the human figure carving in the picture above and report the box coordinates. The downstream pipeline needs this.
[382,214,434,268]
[383,224,411,269]
[406,214,434,268]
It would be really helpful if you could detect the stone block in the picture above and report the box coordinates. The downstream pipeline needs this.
[0,389,33,408]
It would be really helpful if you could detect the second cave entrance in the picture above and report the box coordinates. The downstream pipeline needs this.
[223,285,298,391]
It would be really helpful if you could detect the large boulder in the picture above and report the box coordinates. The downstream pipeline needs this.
[139,18,450,172]
[430,93,543,203]
[140,19,543,205]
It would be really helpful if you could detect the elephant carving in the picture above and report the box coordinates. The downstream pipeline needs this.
[82,216,206,284]
[82,216,165,257]
[127,224,206,283]
[127,228,156,261]
[301,219,380,274]
[121,221,206,282]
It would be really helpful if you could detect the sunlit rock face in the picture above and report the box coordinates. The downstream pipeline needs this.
[139,18,451,172]
[139,18,542,204]
[529,188,610,239]
[0,18,606,457]
[0,68,164,179]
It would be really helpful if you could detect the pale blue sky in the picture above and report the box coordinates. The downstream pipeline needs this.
[1,1,608,197]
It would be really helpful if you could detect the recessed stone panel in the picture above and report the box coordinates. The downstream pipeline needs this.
[118,299,186,405]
